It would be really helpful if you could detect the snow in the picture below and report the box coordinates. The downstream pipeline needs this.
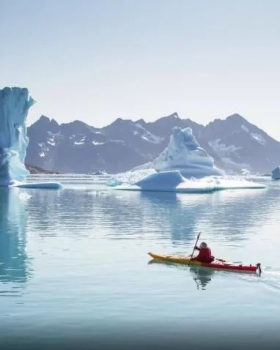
[209,139,242,157]
[135,123,163,144]
[38,143,49,155]
[241,125,249,132]
[110,171,266,193]
[151,127,224,178]
[47,140,56,146]
[250,133,266,145]
[0,87,61,188]
[208,139,250,171]
[241,124,266,145]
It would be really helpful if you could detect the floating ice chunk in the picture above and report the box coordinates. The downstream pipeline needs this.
[272,167,280,180]
[135,170,185,191]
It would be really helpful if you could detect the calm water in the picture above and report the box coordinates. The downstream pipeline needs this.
[1,177,280,349]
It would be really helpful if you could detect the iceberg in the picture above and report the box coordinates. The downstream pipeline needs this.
[0,87,61,189]
[151,126,225,178]
[108,126,266,192]
[272,167,280,180]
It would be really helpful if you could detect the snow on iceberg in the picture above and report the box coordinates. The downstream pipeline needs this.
[110,171,266,193]
[108,126,266,192]
[0,87,61,189]
[113,170,214,193]
[151,126,225,178]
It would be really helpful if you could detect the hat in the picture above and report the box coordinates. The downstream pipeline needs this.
[199,242,208,249]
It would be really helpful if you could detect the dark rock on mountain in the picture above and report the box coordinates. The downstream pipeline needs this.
[26,113,280,175]
[25,164,60,174]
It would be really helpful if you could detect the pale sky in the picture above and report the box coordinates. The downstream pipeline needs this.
[1,0,280,140]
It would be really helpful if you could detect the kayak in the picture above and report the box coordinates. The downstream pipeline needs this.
[148,252,261,274]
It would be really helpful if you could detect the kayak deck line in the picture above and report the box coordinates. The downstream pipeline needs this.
[148,252,262,274]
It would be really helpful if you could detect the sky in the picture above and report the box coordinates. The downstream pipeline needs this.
[1,0,280,140]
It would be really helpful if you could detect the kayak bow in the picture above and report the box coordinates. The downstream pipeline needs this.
[148,252,261,274]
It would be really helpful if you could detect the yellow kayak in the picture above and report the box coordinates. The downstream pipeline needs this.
[148,252,261,273]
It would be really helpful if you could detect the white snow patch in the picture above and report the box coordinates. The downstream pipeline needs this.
[135,123,163,144]
[74,136,86,145]
[209,139,242,157]
[47,140,55,146]
[219,156,250,169]
[39,152,45,157]
[250,133,266,145]
[38,143,49,153]
[92,140,124,145]
[241,125,249,132]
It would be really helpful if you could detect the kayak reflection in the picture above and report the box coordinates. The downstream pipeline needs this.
[190,267,214,290]
[148,259,214,291]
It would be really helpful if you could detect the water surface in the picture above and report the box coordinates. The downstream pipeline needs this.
[0,177,280,349]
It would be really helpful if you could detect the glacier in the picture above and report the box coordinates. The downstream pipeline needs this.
[0,87,61,188]
[108,126,266,192]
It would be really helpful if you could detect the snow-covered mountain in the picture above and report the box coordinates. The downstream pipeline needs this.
[26,113,280,174]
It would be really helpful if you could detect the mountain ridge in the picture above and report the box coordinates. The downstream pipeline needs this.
[26,113,280,175]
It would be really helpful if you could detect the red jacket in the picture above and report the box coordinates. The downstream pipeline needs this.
[192,247,214,263]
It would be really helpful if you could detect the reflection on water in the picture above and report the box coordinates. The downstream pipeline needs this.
[140,191,209,242]
[0,183,280,348]
[0,188,30,284]
[148,259,214,291]
[105,188,274,247]
[20,186,276,248]
[190,267,214,290]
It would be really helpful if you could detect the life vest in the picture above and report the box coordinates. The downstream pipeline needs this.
[194,247,214,263]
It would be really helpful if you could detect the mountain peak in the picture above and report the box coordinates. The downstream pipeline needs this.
[226,113,247,123]
[170,112,179,119]
[166,112,180,119]
[31,115,59,132]
[38,115,51,123]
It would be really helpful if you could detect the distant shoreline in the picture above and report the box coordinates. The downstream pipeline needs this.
[25,164,60,175]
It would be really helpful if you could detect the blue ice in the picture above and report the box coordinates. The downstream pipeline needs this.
[272,167,280,180]
[0,87,61,189]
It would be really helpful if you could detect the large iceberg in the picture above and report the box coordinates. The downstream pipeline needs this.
[0,87,61,188]
[151,126,224,178]
[108,126,266,192]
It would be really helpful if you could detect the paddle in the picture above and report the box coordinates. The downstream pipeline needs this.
[190,231,201,260]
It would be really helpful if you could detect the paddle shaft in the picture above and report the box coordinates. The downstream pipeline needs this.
[190,231,201,259]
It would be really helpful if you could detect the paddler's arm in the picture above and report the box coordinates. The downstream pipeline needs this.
[190,247,200,260]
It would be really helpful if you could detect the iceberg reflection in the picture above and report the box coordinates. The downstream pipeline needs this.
[0,188,30,283]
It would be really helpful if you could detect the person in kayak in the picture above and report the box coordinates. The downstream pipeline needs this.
[191,242,214,263]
